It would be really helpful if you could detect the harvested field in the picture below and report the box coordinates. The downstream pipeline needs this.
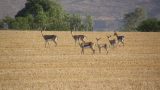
[0,30,160,90]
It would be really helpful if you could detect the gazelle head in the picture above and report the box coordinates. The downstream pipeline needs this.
[114,32,118,36]
[107,35,111,39]
[96,38,101,41]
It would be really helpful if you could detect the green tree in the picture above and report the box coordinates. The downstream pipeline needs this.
[2,16,15,29]
[122,7,147,31]
[69,14,82,31]
[15,0,67,30]
[26,14,34,29]
[16,0,60,17]
[85,15,94,31]
[137,18,160,32]
[34,11,47,29]
[1,0,86,31]
[0,19,4,29]
[11,17,30,30]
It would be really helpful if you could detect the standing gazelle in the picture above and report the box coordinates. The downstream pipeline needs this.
[96,38,108,54]
[79,41,95,54]
[41,30,58,47]
[114,32,125,46]
[71,31,87,46]
[107,35,116,48]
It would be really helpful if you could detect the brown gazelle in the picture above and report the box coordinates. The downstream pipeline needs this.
[79,41,95,54]
[114,32,125,46]
[41,30,58,47]
[96,38,108,54]
[107,35,116,48]
[71,31,87,46]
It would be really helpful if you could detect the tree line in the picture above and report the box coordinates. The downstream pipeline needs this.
[122,7,160,32]
[0,0,93,31]
[0,0,159,32]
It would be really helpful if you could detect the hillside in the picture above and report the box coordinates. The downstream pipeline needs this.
[59,0,160,30]
[0,30,160,89]
[59,0,160,18]
[0,0,160,30]
[0,0,26,19]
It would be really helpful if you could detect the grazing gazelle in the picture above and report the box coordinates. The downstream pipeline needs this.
[71,31,87,46]
[79,41,95,54]
[96,38,108,54]
[107,35,117,48]
[41,30,58,47]
[114,32,125,46]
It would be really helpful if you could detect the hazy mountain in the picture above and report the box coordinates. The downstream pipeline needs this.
[0,0,160,31]
[58,0,160,30]
[0,0,26,19]
[59,0,160,18]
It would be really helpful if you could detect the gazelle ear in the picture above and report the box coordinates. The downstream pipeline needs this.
[107,36,110,38]
[96,38,100,40]
[106,34,109,37]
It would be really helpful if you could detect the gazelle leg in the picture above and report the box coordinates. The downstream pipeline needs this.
[53,41,57,47]
[81,48,84,54]
[99,47,101,53]
[45,41,47,48]
[47,41,49,45]
[109,44,112,48]
[114,42,117,48]
[122,41,124,46]
[112,44,115,48]
[91,47,95,54]
[118,42,120,47]
[105,47,108,54]
[75,40,77,46]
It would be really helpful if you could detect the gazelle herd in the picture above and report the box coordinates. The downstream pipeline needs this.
[41,30,125,54]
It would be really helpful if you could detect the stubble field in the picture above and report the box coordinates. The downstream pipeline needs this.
[0,30,160,90]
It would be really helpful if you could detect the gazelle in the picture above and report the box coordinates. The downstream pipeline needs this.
[114,32,125,46]
[71,31,87,46]
[96,38,108,54]
[79,41,95,54]
[107,35,116,48]
[41,30,58,47]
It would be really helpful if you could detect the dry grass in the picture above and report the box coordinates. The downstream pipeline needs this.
[0,30,160,90]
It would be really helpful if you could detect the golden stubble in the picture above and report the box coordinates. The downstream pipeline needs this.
[0,30,160,90]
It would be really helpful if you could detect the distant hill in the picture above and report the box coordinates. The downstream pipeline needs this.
[0,0,26,19]
[0,0,160,31]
